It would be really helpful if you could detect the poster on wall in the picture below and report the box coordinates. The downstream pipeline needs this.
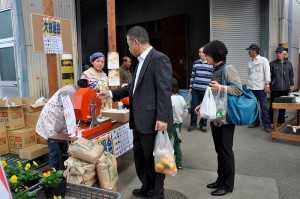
[43,17,63,54]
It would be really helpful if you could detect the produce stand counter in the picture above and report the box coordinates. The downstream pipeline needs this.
[47,122,133,167]
[272,103,300,142]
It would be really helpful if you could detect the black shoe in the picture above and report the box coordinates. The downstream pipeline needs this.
[207,182,219,189]
[248,123,259,128]
[211,188,228,196]
[188,126,196,132]
[200,126,207,133]
[177,165,183,170]
[147,190,164,199]
[264,126,272,133]
[132,187,149,197]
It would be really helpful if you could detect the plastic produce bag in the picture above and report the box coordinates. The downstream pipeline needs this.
[153,131,177,176]
[214,88,227,126]
[185,93,192,114]
[200,87,217,120]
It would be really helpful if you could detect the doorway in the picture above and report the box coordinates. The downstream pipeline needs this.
[115,14,188,88]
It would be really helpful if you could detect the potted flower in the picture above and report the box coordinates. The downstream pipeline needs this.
[2,160,40,194]
[40,168,66,198]
[18,162,40,187]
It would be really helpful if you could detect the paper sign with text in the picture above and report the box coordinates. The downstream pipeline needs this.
[61,95,76,135]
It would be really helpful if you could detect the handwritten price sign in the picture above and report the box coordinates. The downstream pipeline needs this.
[61,95,76,135]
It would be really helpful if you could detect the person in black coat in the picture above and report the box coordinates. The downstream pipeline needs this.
[97,26,173,199]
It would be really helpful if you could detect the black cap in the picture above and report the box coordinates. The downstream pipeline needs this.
[246,44,260,50]
[275,46,286,52]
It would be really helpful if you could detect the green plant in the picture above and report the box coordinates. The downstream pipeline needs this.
[11,189,36,199]
[2,160,22,178]
[40,168,64,187]
[19,162,39,182]
[1,160,40,193]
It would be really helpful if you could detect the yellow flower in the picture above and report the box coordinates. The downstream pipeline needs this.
[10,175,18,184]
[25,165,30,171]
[15,188,19,193]
[33,161,38,166]
[25,163,31,170]
[1,160,7,168]
[43,171,51,177]
[53,196,57,199]
[52,167,57,172]
[17,161,22,167]
[24,185,28,189]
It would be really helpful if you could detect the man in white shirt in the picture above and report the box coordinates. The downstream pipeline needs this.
[246,44,272,133]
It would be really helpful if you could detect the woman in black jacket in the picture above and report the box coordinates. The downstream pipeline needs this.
[195,40,242,196]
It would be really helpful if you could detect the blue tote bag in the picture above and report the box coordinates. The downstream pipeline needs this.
[222,66,258,126]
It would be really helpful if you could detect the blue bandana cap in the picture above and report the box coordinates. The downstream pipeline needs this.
[90,52,105,62]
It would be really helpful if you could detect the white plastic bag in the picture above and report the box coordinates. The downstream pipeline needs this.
[185,93,192,113]
[153,131,177,176]
[200,87,217,120]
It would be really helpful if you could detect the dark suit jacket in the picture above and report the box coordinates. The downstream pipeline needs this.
[112,48,173,133]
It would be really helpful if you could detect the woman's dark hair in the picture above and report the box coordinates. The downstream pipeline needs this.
[203,40,228,62]
[77,79,88,88]
[172,78,179,94]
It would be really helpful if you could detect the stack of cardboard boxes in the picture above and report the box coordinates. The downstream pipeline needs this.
[0,97,48,160]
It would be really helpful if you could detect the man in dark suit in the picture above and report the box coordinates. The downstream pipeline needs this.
[97,26,173,199]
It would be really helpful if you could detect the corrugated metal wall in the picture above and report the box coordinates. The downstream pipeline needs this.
[21,0,77,98]
[53,0,78,85]
[210,0,261,84]
[0,0,12,10]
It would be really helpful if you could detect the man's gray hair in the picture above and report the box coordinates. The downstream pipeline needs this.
[126,26,150,44]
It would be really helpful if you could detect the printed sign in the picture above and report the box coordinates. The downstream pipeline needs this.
[107,52,119,69]
[108,69,120,86]
[92,132,114,154]
[43,17,63,54]
[111,123,133,157]
[61,95,76,135]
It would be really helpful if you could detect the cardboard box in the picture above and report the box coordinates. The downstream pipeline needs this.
[37,134,47,145]
[0,123,9,155]
[19,144,48,160]
[8,127,37,154]
[25,111,41,128]
[0,98,25,130]
[22,97,45,113]
[101,109,129,122]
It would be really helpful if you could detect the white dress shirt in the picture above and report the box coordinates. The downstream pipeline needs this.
[133,46,153,94]
[109,46,153,98]
[247,55,271,90]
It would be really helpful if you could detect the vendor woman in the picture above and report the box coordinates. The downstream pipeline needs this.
[81,52,108,83]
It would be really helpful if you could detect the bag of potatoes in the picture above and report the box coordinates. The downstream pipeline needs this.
[68,138,104,164]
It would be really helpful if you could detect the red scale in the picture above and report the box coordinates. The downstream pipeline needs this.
[72,88,112,138]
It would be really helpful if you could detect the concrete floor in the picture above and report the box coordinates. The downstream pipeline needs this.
[116,115,300,199]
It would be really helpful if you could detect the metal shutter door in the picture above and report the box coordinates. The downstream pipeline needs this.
[210,0,261,83]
